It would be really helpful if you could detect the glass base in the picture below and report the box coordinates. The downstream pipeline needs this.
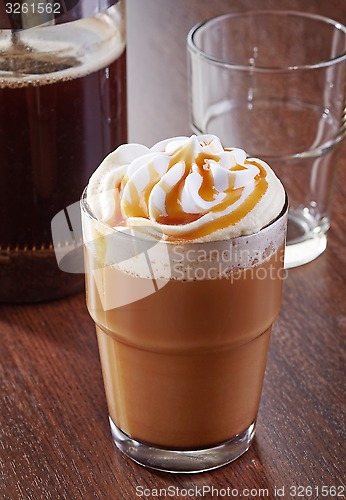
[285,209,328,269]
[109,417,256,473]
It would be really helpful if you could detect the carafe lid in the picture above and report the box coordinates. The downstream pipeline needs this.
[0,0,120,30]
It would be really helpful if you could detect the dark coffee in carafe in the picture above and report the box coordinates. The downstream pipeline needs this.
[0,2,127,302]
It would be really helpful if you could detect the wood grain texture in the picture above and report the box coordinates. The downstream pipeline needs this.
[1,0,345,498]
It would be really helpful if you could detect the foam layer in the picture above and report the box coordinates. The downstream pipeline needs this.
[87,134,285,242]
[82,191,287,281]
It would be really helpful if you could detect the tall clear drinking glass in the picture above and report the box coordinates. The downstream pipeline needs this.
[81,188,287,473]
[187,11,346,268]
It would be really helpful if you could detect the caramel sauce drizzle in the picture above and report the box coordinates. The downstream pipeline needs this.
[122,162,161,219]
[119,145,268,240]
[157,151,221,225]
[197,156,219,202]
[176,161,268,240]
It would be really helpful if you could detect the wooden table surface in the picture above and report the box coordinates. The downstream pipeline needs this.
[1,1,345,498]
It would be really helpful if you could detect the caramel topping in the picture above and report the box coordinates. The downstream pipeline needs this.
[157,212,203,226]
[121,161,161,219]
[121,179,147,218]
[114,136,271,240]
[121,154,268,237]
[196,154,219,202]
[88,135,284,242]
[157,150,221,224]
[174,170,268,241]
[166,161,268,240]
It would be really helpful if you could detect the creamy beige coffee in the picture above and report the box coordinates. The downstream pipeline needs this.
[82,134,286,464]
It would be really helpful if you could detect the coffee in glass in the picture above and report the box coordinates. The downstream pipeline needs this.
[81,134,287,472]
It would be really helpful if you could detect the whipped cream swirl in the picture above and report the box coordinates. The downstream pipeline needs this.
[87,135,285,241]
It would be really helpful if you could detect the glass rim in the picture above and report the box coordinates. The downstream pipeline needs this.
[187,10,346,72]
[81,186,288,247]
